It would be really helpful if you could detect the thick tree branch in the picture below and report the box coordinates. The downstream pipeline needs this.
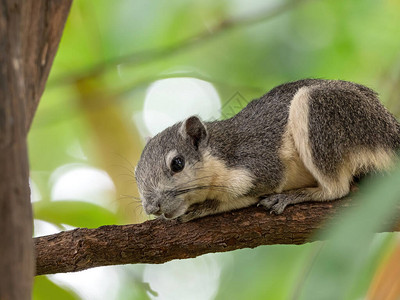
[35,198,400,276]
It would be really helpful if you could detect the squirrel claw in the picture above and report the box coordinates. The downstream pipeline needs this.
[258,194,290,215]
[258,196,279,210]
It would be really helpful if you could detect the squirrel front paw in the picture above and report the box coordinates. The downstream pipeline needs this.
[176,210,198,223]
[176,199,219,222]
[258,194,293,214]
[176,205,202,223]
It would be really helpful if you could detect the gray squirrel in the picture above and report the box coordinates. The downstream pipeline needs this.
[135,79,400,222]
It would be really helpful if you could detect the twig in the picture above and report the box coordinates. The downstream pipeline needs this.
[47,0,311,88]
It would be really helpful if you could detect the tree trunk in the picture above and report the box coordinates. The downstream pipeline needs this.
[0,115,32,299]
[0,1,71,299]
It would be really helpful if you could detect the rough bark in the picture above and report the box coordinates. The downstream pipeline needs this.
[0,1,71,299]
[35,198,400,276]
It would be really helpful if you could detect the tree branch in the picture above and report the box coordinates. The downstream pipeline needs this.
[34,198,400,276]
[47,0,311,88]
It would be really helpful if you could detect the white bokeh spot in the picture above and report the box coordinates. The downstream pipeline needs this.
[33,219,62,237]
[30,178,41,203]
[49,266,126,300]
[143,254,221,300]
[143,77,221,136]
[50,164,116,211]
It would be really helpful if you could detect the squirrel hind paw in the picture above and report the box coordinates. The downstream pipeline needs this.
[258,194,293,214]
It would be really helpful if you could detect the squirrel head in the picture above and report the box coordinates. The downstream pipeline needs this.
[135,116,210,219]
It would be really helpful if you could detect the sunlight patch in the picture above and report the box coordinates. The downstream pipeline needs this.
[143,254,221,300]
[142,77,221,136]
[30,178,41,203]
[49,266,125,300]
[50,164,116,211]
[33,220,62,237]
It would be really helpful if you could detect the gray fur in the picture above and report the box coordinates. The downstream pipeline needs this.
[134,123,201,217]
[307,81,400,176]
[206,79,326,195]
[135,79,400,221]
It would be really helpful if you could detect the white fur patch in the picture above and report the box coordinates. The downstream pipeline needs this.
[167,150,255,205]
[197,151,255,202]
[285,86,397,201]
[287,86,351,199]
[278,128,317,192]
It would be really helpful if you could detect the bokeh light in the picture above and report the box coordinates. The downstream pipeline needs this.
[143,77,221,136]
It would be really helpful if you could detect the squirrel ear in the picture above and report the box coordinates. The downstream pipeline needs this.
[180,116,207,150]
[145,136,152,144]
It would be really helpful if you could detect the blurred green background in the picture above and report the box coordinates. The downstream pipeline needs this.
[30,0,400,299]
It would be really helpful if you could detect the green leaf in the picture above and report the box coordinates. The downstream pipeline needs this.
[297,169,400,300]
[216,243,316,300]
[34,200,118,228]
[33,276,79,300]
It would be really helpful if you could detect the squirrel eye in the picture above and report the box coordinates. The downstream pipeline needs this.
[170,156,185,173]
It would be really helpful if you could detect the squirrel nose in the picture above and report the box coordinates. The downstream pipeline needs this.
[146,203,161,215]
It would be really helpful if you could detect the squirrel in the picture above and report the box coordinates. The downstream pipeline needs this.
[135,79,400,222]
